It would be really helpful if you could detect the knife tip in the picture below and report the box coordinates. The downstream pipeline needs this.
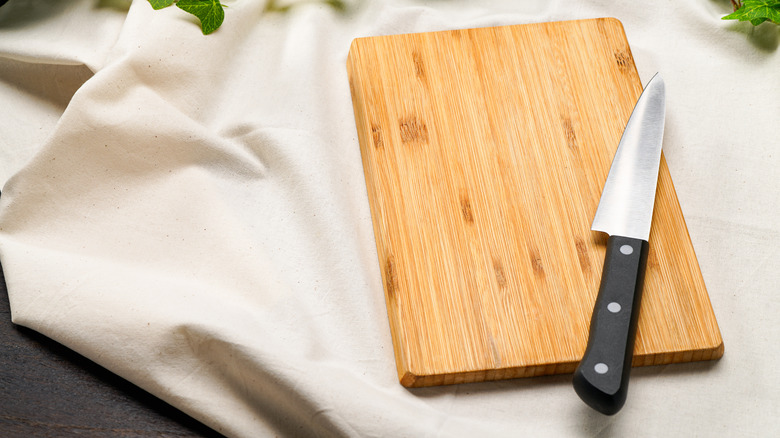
[647,72,664,88]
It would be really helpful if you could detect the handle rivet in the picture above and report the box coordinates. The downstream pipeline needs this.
[619,244,633,255]
[594,363,609,374]
[607,302,622,313]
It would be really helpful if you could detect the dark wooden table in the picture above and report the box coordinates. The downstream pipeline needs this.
[0,261,222,437]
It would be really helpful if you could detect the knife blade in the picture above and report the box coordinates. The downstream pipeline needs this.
[572,73,665,415]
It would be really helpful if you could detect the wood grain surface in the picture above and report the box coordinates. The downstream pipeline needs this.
[0,260,221,437]
[347,18,723,387]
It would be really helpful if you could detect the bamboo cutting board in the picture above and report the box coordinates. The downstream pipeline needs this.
[347,18,723,387]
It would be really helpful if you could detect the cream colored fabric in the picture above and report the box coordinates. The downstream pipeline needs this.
[0,0,777,436]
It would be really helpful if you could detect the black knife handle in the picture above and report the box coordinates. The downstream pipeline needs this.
[573,235,649,415]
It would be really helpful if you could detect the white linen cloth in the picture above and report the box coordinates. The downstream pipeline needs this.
[0,0,777,436]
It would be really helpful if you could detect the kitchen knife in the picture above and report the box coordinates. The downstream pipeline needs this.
[572,73,665,415]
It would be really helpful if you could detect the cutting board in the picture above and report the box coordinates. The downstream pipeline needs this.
[347,18,723,387]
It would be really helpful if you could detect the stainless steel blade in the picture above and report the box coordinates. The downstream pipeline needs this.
[591,73,666,241]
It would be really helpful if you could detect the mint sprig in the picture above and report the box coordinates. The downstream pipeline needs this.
[722,0,780,26]
[147,0,224,35]
[148,0,176,9]
[147,0,351,35]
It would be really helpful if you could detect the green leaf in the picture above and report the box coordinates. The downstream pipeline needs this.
[148,0,175,10]
[176,0,225,35]
[722,0,780,25]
